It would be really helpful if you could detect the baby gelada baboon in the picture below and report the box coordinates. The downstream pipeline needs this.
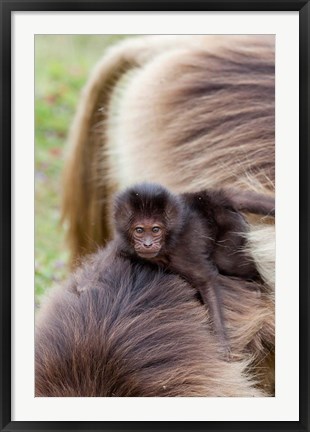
[113,182,275,357]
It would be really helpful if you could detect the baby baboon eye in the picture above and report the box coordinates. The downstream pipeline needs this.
[135,227,144,234]
[152,227,160,233]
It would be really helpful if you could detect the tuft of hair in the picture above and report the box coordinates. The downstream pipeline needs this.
[245,224,275,290]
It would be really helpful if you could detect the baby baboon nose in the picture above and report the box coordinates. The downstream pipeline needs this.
[143,242,153,248]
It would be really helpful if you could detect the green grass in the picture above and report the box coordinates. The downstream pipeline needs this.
[35,35,128,302]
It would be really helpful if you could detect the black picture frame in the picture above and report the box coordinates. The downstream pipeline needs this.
[1,1,309,431]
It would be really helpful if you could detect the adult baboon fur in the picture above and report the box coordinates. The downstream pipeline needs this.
[57,35,275,395]
[35,244,272,397]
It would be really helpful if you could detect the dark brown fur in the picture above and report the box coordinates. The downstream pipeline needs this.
[35,245,268,397]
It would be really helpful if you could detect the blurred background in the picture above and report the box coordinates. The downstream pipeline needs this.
[35,35,128,304]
